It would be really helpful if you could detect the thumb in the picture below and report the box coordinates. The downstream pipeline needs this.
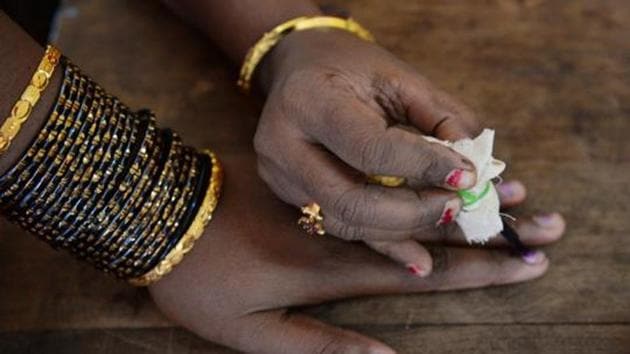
[400,74,481,141]
[232,310,396,354]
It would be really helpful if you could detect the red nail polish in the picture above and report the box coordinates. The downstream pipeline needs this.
[437,208,454,226]
[446,169,463,188]
[407,264,423,276]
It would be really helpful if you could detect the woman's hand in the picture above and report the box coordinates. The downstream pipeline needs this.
[253,28,495,269]
[148,154,565,354]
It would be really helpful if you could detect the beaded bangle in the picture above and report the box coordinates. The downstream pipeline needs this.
[111,129,184,273]
[147,152,206,269]
[129,149,196,272]
[75,109,147,255]
[59,93,129,249]
[103,128,174,271]
[129,150,223,286]
[73,111,140,254]
[0,49,223,284]
[26,75,101,242]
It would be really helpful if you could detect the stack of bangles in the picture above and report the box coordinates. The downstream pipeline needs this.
[1,16,383,284]
[0,45,222,286]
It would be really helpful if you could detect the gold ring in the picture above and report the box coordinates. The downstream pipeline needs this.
[368,175,406,187]
[298,202,325,236]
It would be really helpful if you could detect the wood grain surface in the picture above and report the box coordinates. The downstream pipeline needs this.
[0,0,628,353]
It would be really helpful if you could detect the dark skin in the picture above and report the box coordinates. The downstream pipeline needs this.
[0,7,566,354]
[163,0,495,268]
[148,154,564,354]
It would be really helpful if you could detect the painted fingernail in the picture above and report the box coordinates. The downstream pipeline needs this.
[406,263,426,277]
[533,213,558,228]
[436,199,461,226]
[522,250,547,265]
[445,169,475,189]
[497,182,516,198]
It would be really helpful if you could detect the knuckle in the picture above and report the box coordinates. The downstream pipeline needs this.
[372,72,408,122]
[253,126,274,157]
[300,166,322,198]
[413,192,435,227]
[252,130,265,155]
[345,225,367,241]
[332,189,361,224]
[326,218,358,241]
[358,135,390,172]
[335,223,361,241]
[331,187,375,226]
[312,67,363,96]
[255,158,273,185]
[275,69,327,128]
[418,149,440,176]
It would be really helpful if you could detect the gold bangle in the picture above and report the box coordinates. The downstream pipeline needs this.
[128,150,223,286]
[237,16,375,93]
[0,45,61,154]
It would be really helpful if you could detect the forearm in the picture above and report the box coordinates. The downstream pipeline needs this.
[0,11,221,285]
[161,0,322,64]
[0,11,62,175]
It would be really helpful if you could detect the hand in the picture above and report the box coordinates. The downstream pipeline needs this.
[254,28,489,269]
[148,154,565,354]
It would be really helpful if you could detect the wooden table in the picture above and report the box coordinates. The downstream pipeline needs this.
[1,0,628,353]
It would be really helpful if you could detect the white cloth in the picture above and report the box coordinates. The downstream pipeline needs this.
[425,129,506,243]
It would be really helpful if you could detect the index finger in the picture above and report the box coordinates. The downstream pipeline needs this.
[310,98,477,190]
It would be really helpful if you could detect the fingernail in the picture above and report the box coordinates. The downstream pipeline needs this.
[406,263,426,277]
[436,199,461,226]
[522,250,546,265]
[445,169,476,189]
[496,182,516,198]
[533,213,558,228]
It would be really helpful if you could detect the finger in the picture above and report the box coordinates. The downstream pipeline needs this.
[231,310,396,354]
[513,212,566,245]
[366,239,433,277]
[322,189,460,241]
[259,144,461,231]
[397,74,482,141]
[496,180,527,208]
[429,212,565,247]
[316,241,549,299]
[419,246,549,291]
[310,98,476,190]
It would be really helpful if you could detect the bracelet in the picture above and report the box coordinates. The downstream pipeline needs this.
[0,45,61,155]
[128,150,223,286]
[237,16,374,93]
[0,50,223,284]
